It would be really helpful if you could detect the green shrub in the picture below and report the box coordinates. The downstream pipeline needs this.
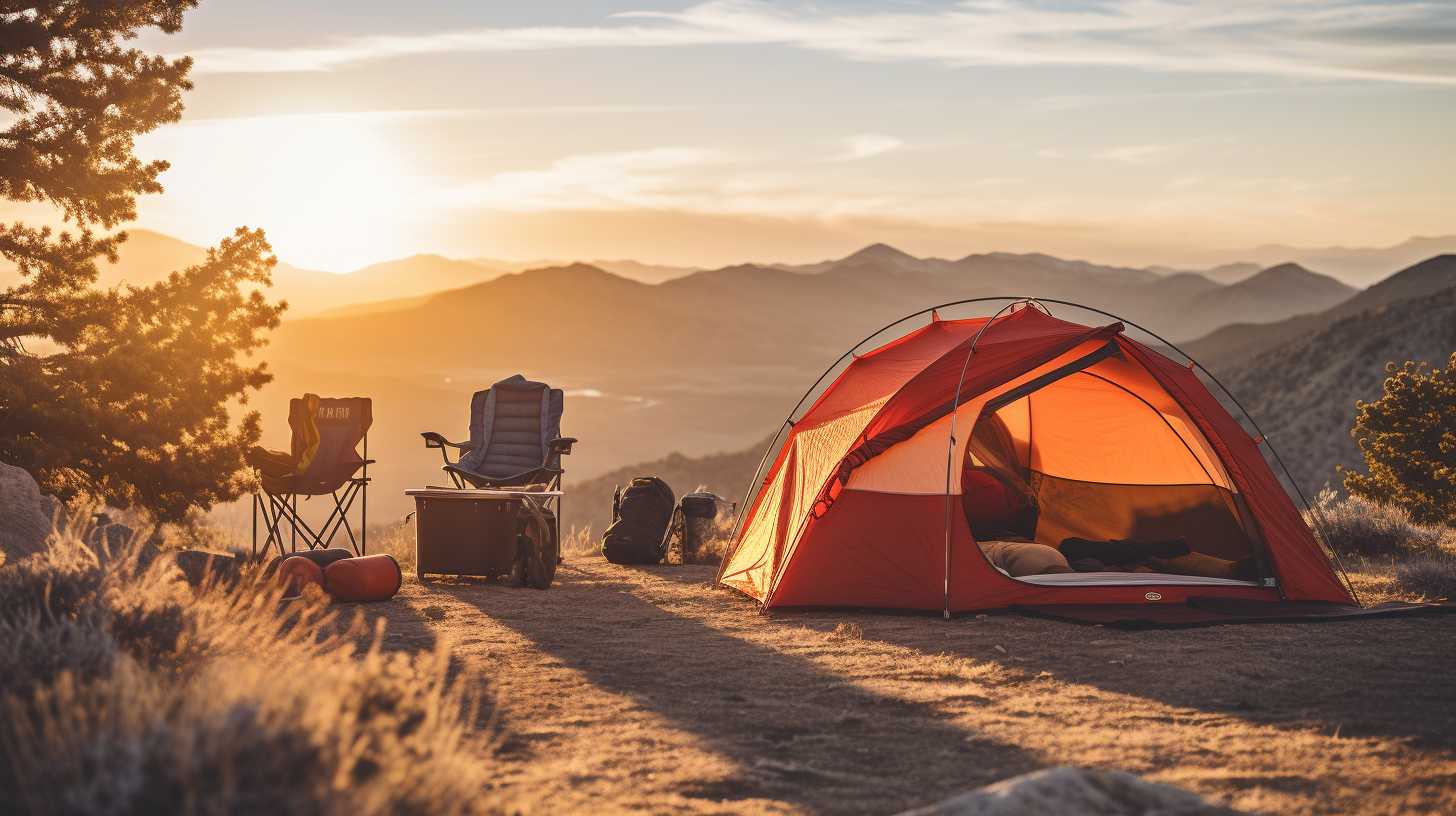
[1344,353,1456,525]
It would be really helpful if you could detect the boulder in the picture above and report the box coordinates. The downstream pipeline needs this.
[0,461,52,564]
[88,513,136,552]
[898,767,1244,816]
[165,549,243,587]
[38,493,63,528]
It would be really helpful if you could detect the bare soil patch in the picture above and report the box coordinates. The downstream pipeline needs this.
[365,556,1456,815]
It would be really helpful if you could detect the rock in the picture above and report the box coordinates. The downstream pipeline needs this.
[165,549,243,587]
[897,767,1244,816]
[38,493,63,527]
[0,461,53,564]
[88,513,136,552]
[87,512,162,569]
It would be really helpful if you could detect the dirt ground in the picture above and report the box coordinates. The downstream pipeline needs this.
[363,556,1456,815]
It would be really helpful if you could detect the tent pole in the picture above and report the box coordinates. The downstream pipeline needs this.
[942,300,1031,620]
[725,297,1042,563]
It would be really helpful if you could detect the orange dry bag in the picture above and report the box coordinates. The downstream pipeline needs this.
[278,555,325,597]
[323,554,402,602]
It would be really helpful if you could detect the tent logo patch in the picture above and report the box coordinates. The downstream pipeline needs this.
[1144,592,1163,601]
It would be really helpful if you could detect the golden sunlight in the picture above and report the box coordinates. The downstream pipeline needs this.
[138,113,433,271]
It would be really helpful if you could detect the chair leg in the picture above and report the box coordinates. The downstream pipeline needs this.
[541,471,562,563]
[314,486,351,549]
[362,434,368,556]
[314,480,368,556]
[257,495,287,560]
[251,493,258,559]
[268,493,328,554]
[329,487,359,555]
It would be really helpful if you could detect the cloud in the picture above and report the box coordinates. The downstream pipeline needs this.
[1095,144,1180,165]
[184,1,1456,86]
[441,147,726,212]
[832,134,904,161]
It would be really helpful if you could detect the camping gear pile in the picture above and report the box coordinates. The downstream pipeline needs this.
[277,548,402,602]
[252,374,577,596]
[598,482,734,565]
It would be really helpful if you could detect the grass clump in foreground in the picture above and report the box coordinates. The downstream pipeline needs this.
[0,528,492,815]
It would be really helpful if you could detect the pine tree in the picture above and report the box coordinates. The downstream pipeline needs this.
[0,1,284,521]
[1344,354,1456,526]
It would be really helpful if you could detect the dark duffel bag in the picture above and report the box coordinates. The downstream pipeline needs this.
[601,477,675,564]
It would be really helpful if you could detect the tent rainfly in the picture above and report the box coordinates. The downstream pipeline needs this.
[716,301,1353,615]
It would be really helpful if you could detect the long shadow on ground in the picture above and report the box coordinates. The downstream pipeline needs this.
[768,602,1456,751]
[431,564,1046,814]
[637,561,1456,749]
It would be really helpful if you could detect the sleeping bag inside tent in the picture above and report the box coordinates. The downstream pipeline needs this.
[716,304,1353,613]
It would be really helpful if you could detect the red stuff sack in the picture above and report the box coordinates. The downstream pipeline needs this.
[323,554,402,602]
[278,555,325,597]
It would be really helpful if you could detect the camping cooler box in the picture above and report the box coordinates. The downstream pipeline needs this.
[406,489,560,580]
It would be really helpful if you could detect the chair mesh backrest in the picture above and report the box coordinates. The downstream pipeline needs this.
[294,397,372,494]
[458,375,564,481]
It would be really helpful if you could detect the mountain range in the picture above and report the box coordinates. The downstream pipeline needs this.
[7,226,1445,530]
[565,254,1456,533]
[1,230,701,318]
[1174,235,1456,288]
[1186,254,1456,375]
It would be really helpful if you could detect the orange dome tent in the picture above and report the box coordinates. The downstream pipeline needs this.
[717,300,1354,617]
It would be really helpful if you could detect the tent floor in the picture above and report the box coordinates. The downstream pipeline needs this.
[1009,598,1456,629]
[1017,571,1257,588]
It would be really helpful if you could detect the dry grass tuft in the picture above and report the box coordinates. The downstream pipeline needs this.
[1310,488,1456,559]
[1393,556,1456,602]
[828,622,865,642]
[370,517,418,574]
[1308,490,1456,605]
[0,514,492,815]
[561,525,599,558]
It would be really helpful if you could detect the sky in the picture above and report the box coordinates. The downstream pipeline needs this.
[88,1,1456,270]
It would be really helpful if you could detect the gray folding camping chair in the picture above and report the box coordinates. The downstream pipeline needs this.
[420,374,576,553]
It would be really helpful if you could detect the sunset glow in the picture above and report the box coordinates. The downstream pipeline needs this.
[15,0,1453,270]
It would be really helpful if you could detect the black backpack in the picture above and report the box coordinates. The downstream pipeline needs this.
[601,477,675,564]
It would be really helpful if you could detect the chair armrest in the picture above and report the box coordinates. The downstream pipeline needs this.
[549,437,578,455]
[421,432,471,451]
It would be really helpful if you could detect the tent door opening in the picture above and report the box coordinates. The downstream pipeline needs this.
[958,345,1270,588]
